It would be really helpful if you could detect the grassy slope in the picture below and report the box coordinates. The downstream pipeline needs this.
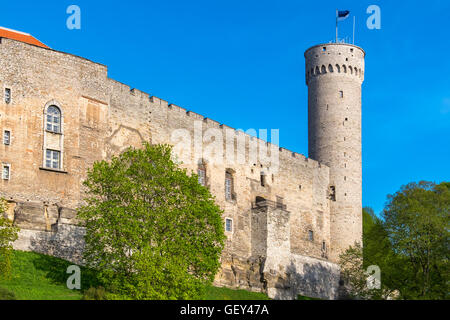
[0,250,268,300]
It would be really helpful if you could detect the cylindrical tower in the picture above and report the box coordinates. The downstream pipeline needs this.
[304,43,365,262]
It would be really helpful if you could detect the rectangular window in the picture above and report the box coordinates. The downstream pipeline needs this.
[198,168,206,186]
[225,218,233,232]
[45,149,61,170]
[308,230,314,242]
[3,130,10,145]
[322,241,327,251]
[339,90,344,98]
[260,172,265,187]
[2,164,10,180]
[4,88,11,104]
[225,172,233,200]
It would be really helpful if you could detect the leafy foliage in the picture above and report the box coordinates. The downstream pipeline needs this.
[77,143,226,299]
[0,199,19,280]
[383,181,449,299]
[0,287,16,300]
[340,182,449,300]
[82,286,107,300]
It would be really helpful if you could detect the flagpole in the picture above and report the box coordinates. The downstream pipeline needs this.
[335,9,338,43]
[353,16,355,44]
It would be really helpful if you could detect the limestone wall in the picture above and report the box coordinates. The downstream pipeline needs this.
[0,37,345,299]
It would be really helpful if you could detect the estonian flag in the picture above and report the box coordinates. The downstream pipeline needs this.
[337,10,350,21]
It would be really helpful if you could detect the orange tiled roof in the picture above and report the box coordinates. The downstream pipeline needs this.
[0,26,49,49]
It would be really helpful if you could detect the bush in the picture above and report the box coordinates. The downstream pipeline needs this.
[82,286,107,300]
[0,287,16,300]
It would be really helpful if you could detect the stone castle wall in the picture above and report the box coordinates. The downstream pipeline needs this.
[0,37,358,299]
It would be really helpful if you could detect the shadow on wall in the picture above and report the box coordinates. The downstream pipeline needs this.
[27,246,101,290]
[270,260,342,300]
[27,224,86,265]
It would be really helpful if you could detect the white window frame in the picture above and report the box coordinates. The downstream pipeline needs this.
[225,218,233,233]
[45,105,62,133]
[45,149,61,170]
[2,163,10,180]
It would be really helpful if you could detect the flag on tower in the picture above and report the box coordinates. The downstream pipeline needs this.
[337,10,350,21]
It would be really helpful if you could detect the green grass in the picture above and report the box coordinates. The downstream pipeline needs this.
[0,250,83,300]
[0,250,268,300]
[205,285,269,300]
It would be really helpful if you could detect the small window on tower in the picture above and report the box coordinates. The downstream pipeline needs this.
[3,130,10,145]
[5,88,11,104]
[308,230,314,242]
[322,47,326,52]
[339,91,344,98]
[2,164,10,180]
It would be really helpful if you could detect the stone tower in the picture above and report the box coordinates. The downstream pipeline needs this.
[305,43,365,262]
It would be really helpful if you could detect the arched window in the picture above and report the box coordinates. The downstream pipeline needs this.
[335,64,341,73]
[315,66,320,75]
[342,65,347,73]
[349,66,353,74]
[321,65,327,73]
[328,64,333,72]
[46,106,61,133]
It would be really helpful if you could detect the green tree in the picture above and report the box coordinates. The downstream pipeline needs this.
[0,198,19,280]
[77,143,225,299]
[383,181,449,299]
[341,182,449,300]
[339,209,396,300]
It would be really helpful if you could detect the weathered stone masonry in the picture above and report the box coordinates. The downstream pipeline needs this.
[0,36,364,299]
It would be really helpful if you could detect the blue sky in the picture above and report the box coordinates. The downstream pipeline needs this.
[1,0,449,214]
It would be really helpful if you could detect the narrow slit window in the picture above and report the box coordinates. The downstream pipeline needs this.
[225,171,233,200]
[2,164,10,180]
[260,172,266,187]
[3,130,10,145]
[308,230,314,242]
[5,88,11,104]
